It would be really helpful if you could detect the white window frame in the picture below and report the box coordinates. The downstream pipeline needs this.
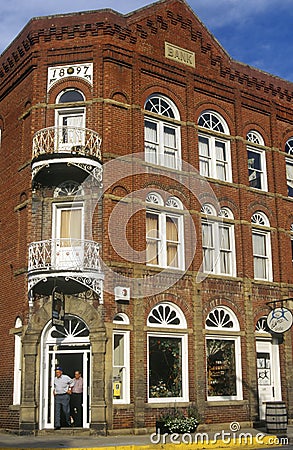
[55,89,86,152]
[247,146,268,191]
[251,212,273,281]
[144,95,181,170]
[147,302,188,403]
[205,307,242,402]
[13,318,22,405]
[147,332,188,403]
[146,194,184,270]
[198,111,232,182]
[286,158,293,197]
[285,138,293,197]
[201,206,236,276]
[206,335,242,401]
[112,330,130,404]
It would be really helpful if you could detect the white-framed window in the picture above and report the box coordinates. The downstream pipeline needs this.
[55,89,85,151]
[201,204,236,276]
[285,138,293,197]
[113,325,130,404]
[147,302,188,403]
[251,212,273,281]
[198,111,232,182]
[13,317,22,405]
[144,94,181,170]
[146,193,184,270]
[247,130,267,191]
[205,306,242,401]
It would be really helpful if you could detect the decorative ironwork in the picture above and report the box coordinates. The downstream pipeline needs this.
[28,239,101,272]
[32,126,102,160]
[54,181,84,197]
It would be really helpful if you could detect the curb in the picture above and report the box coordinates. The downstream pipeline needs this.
[0,434,287,450]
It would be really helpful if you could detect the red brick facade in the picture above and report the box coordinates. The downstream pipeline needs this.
[0,0,292,435]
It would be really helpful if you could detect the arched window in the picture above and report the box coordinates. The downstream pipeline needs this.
[57,89,84,104]
[198,110,232,182]
[205,306,242,401]
[255,316,270,333]
[144,94,181,169]
[251,212,272,281]
[55,89,86,151]
[285,138,293,197]
[247,130,267,191]
[147,302,188,402]
[201,204,236,276]
[146,193,184,269]
[13,317,22,405]
[54,180,84,197]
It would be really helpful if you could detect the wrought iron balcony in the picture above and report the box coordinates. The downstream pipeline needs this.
[28,238,104,300]
[31,126,102,185]
[32,126,102,160]
[28,238,101,272]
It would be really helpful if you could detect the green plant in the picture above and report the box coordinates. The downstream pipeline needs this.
[157,404,200,434]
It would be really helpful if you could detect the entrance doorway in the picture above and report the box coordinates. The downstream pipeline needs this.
[256,339,282,420]
[40,315,90,429]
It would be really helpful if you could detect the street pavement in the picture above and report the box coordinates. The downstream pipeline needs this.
[0,424,292,449]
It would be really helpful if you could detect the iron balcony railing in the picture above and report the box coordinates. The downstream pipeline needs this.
[28,239,101,272]
[32,126,102,160]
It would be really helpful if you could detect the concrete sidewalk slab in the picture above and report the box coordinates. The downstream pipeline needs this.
[0,425,291,449]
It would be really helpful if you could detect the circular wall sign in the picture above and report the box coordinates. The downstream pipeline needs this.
[267,307,293,333]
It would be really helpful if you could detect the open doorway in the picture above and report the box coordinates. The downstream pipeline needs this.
[40,315,91,429]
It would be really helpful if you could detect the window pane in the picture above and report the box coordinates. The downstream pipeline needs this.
[163,126,177,169]
[202,223,214,272]
[286,161,293,197]
[113,334,125,400]
[199,136,210,177]
[146,213,159,265]
[207,339,236,397]
[254,256,267,279]
[248,150,262,189]
[149,336,182,398]
[216,141,227,180]
[145,120,158,164]
[60,209,82,244]
[166,216,179,267]
[252,233,266,256]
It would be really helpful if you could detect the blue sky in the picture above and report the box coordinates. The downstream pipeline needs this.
[1,0,293,83]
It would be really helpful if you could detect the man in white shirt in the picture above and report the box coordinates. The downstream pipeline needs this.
[53,367,73,430]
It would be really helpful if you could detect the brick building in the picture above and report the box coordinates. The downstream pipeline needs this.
[0,0,292,435]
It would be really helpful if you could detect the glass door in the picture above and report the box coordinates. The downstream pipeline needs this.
[256,339,281,420]
[53,203,84,270]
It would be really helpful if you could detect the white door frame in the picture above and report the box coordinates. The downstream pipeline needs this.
[39,317,91,430]
[256,338,282,420]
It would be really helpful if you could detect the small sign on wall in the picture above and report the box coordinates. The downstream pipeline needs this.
[267,307,293,333]
[165,42,195,68]
[52,288,65,327]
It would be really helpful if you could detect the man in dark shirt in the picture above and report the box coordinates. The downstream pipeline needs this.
[70,370,83,427]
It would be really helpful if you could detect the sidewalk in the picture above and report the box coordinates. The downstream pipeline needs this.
[0,424,292,449]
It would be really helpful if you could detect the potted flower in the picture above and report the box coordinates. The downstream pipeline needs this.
[156,404,200,434]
